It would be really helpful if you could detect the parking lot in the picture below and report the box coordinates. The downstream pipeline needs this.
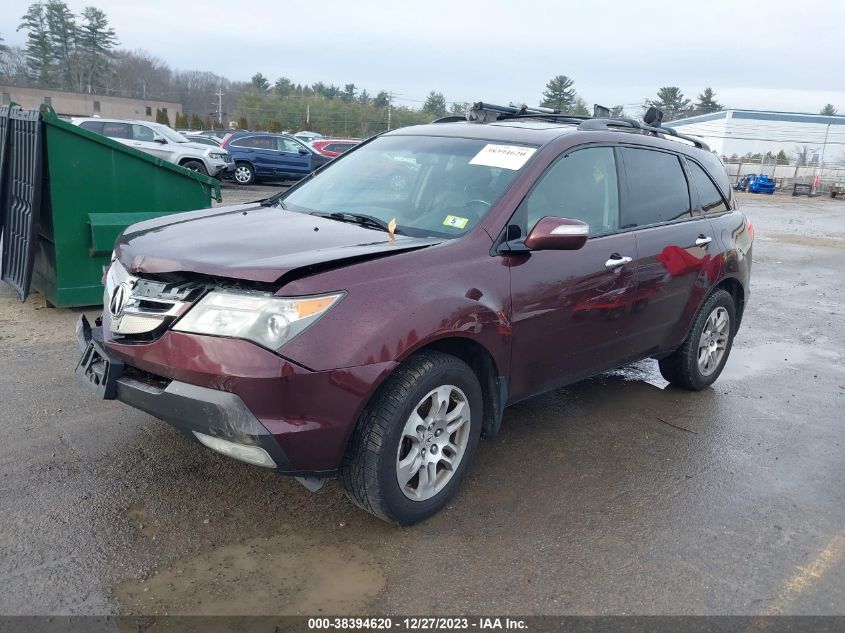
[0,191,843,616]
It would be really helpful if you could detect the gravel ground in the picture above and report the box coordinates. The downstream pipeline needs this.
[0,191,843,616]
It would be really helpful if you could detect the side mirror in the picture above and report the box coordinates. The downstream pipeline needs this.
[524,217,589,251]
[298,148,309,155]
[154,137,167,144]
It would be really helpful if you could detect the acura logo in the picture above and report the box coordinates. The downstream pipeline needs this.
[109,282,130,317]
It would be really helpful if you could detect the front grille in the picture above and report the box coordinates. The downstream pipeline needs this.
[223,154,233,163]
[104,261,206,342]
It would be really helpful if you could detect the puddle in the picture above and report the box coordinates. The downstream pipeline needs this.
[720,341,838,381]
[116,534,385,615]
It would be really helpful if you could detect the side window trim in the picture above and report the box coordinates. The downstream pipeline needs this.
[618,144,695,230]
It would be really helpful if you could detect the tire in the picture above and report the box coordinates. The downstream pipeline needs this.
[181,160,208,176]
[339,350,483,525]
[233,162,255,185]
[658,289,736,390]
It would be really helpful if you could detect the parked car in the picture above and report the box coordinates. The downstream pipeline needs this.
[294,130,324,143]
[310,139,361,157]
[184,134,221,147]
[72,118,233,178]
[220,131,332,184]
[76,107,753,525]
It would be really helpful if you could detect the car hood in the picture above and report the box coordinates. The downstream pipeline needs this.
[114,204,443,284]
[181,141,221,153]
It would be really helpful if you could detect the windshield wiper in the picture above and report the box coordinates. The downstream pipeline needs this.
[310,211,400,234]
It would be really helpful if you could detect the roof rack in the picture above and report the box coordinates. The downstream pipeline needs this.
[578,117,709,150]
[460,101,708,151]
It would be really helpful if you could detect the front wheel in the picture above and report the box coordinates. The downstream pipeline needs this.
[339,350,482,524]
[658,289,736,390]
[181,160,208,175]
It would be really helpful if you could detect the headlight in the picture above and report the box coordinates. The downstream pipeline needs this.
[173,290,344,350]
[208,152,227,160]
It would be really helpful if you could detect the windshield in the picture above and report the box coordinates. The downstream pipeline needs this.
[155,124,189,143]
[281,135,535,238]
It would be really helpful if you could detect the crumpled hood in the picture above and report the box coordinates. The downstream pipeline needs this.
[114,204,442,284]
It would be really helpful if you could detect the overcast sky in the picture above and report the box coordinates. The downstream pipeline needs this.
[2,0,844,114]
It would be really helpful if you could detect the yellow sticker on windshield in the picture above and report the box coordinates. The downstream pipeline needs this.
[443,215,469,229]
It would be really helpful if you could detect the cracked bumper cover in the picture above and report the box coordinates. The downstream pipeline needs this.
[75,314,397,475]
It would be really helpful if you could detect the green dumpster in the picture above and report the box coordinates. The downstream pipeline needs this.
[0,105,221,307]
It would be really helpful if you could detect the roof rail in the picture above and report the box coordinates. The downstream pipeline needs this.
[578,117,709,150]
[458,101,709,150]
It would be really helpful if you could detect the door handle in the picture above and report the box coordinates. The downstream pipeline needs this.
[695,235,713,247]
[605,254,633,270]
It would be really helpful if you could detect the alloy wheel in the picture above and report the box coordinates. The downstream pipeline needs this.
[396,384,471,501]
[698,306,730,376]
[234,166,252,184]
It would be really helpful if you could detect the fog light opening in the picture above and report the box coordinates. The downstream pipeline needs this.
[192,431,277,468]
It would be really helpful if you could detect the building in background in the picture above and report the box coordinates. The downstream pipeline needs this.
[667,109,845,164]
[0,85,182,123]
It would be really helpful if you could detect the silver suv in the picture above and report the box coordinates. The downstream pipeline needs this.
[71,118,234,178]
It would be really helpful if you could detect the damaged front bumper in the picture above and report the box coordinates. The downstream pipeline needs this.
[75,314,292,472]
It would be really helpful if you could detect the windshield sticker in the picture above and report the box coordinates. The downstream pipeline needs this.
[443,215,469,229]
[469,144,536,170]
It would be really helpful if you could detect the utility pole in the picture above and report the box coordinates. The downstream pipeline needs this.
[215,86,224,125]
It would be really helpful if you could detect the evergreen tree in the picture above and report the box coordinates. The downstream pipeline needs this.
[422,91,447,117]
[18,2,53,84]
[571,97,590,116]
[190,112,203,129]
[273,76,293,96]
[44,0,78,90]
[237,115,248,130]
[78,6,117,92]
[251,72,269,91]
[820,104,838,116]
[373,90,389,108]
[357,89,371,107]
[648,86,692,121]
[540,75,576,112]
[695,87,722,114]
[341,83,356,102]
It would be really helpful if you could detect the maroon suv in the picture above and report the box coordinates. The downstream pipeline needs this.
[76,107,753,524]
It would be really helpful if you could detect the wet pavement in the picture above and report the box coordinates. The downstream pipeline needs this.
[0,192,843,616]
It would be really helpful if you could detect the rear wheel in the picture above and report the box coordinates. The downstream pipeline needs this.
[181,160,208,175]
[658,289,736,390]
[233,162,255,185]
[339,350,482,524]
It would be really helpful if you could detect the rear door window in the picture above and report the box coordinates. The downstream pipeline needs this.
[621,148,691,228]
[101,122,131,139]
[686,160,730,214]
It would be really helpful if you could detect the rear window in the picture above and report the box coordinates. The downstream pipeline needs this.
[622,148,690,228]
[687,160,730,214]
